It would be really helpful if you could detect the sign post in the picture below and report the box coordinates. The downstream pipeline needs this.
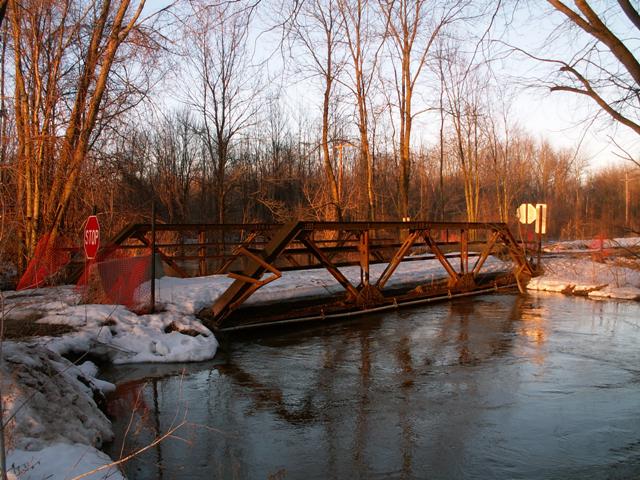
[516,203,536,258]
[84,215,100,260]
[535,204,548,269]
[82,214,100,289]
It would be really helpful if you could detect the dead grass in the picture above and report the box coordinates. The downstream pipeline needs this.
[2,311,75,339]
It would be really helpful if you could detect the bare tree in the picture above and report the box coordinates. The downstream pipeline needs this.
[338,0,383,220]
[8,0,160,261]
[484,89,521,223]
[527,2,640,143]
[440,51,486,223]
[182,0,260,224]
[379,0,465,219]
[151,110,198,223]
[285,0,345,221]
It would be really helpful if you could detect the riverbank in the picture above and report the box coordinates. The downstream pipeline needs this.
[2,250,639,478]
[529,238,640,300]
[1,285,218,479]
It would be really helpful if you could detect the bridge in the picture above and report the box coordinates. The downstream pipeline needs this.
[92,220,537,331]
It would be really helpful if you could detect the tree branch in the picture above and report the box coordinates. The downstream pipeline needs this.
[618,0,640,31]
[551,64,640,135]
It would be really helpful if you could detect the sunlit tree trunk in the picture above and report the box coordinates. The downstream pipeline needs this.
[8,0,147,260]
[339,0,381,220]
[380,0,457,219]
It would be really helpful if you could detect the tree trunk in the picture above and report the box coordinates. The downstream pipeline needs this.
[322,70,342,221]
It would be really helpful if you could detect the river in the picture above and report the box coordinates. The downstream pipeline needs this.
[103,292,640,479]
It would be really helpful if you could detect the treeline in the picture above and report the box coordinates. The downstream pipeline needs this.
[0,0,638,272]
[33,107,639,239]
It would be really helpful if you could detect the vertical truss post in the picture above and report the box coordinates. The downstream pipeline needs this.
[460,229,468,274]
[359,229,370,287]
[135,234,190,278]
[198,230,207,276]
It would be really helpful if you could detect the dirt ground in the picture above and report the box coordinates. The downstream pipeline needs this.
[1,291,76,339]
[1,315,75,339]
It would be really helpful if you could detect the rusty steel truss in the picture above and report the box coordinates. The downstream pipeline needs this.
[82,220,536,330]
[195,221,536,331]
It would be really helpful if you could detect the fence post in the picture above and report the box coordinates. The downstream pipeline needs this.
[150,201,156,313]
[199,230,207,276]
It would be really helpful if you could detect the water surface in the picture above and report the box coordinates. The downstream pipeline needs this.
[104,293,640,479]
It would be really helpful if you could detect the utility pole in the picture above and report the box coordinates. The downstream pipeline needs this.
[623,170,640,229]
[625,170,629,227]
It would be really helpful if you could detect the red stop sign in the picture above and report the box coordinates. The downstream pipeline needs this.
[84,215,100,259]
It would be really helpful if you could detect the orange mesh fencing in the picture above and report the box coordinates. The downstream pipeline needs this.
[17,235,72,290]
[76,246,154,311]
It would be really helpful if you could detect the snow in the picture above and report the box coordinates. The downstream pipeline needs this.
[2,288,218,365]
[2,247,639,479]
[527,256,640,300]
[1,343,123,479]
[0,282,218,478]
[544,236,640,253]
[8,443,124,480]
[155,256,510,314]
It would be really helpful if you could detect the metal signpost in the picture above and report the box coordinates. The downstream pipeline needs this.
[516,203,536,258]
[516,203,547,270]
[535,204,547,269]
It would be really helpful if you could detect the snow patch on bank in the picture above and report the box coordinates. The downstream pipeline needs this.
[9,443,123,480]
[1,284,219,477]
[544,236,640,253]
[527,257,640,300]
[2,287,218,364]
[2,342,123,479]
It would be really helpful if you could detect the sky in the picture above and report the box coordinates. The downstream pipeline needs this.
[496,1,640,171]
[146,0,639,172]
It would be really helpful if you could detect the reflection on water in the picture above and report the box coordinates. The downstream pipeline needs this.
[104,293,640,479]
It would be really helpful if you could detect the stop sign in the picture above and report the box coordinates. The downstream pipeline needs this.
[84,215,100,259]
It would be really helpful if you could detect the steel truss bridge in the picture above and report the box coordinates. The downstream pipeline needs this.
[98,221,537,331]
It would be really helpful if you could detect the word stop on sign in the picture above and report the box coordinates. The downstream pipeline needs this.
[83,215,101,259]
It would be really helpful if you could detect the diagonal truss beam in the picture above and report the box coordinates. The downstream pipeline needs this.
[208,221,301,324]
[422,230,460,283]
[299,234,360,299]
[497,226,535,276]
[471,231,500,276]
[375,230,420,289]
